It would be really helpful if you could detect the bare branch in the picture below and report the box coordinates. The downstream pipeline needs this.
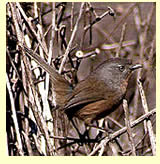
[6,73,24,156]
[137,79,156,155]
[116,23,127,57]
[89,108,156,156]
[58,2,85,74]
[123,99,136,156]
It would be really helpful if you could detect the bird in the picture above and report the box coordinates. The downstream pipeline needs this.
[23,46,142,126]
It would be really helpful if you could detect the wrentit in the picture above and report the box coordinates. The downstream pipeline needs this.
[23,46,142,125]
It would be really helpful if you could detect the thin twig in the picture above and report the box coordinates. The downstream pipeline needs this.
[98,144,105,156]
[123,99,136,156]
[9,2,55,155]
[6,48,22,81]
[137,79,156,155]
[149,33,156,65]
[110,3,137,37]
[71,2,74,31]
[84,10,109,31]
[84,7,114,31]
[75,49,98,59]
[32,134,45,155]
[16,2,48,56]
[6,73,24,156]
[133,2,155,126]
[47,2,56,98]
[21,131,33,155]
[101,40,136,50]
[83,3,137,52]
[87,2,98,18]
[33,3,48,52]
[132,4,143,122]
[58,2,85,74]
[108,142,119,156]
[89,108,156,156]
[106,116,123,129]
[116,23,127,57]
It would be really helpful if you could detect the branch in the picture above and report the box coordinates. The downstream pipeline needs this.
[116,23,127,57]
[58,2,85,74]
[137,79,156,155]
[123,99,136,156]
[6,73,24,156]
[89,108,156,156]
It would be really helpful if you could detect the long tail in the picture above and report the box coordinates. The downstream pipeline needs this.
[22,45,72,107]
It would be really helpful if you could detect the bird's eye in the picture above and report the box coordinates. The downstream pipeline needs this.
[119,65,125,72]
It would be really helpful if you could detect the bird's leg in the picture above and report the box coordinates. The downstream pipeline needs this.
[70,119,98,144]
[70,119,81,137]
[70,119,87,144]
[57,120,100,150]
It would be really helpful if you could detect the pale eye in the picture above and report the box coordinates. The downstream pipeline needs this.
[119,65,125,72]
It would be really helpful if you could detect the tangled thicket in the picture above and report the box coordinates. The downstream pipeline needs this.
[6,2,156,156]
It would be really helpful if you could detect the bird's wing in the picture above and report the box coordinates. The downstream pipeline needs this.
[64,76,112,111]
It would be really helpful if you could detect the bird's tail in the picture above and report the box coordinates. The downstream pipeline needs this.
[22,45,72,108]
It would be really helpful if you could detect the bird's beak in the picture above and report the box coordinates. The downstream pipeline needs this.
[129,64,143,71]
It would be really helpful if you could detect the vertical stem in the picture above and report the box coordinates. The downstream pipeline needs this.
[59,2,85,74]
[123,99,136,156]
[137,80,156,155]
[6,74,24,156]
